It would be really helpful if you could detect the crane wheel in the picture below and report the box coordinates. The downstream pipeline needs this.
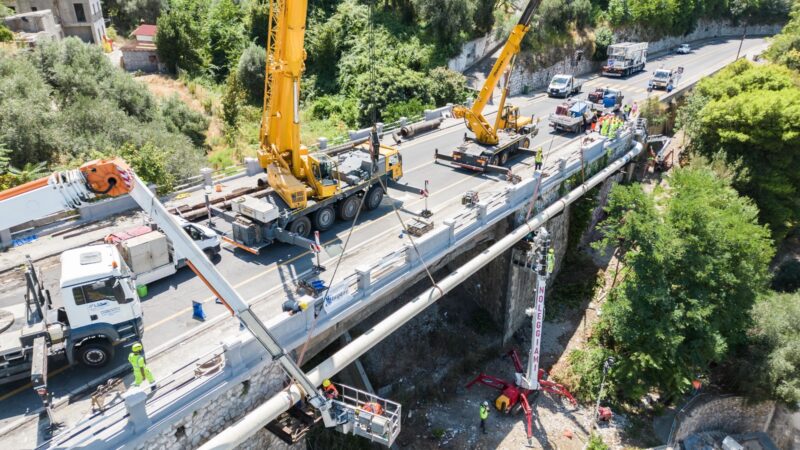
[338,196,359,221]
[289,216,312,238]
[522,137,531,149]
[313,206,336,231]
[364,186,384,211]
[500,152,509,166]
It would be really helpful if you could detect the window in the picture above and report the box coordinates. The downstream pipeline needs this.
[73,3,86,22]
[72,279,126,305]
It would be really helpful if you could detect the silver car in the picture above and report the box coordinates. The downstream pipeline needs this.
[676,44,691,54]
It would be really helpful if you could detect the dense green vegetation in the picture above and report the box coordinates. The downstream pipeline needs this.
[682,61,800,239]
[568,168,774,403]
[0,39,208,192]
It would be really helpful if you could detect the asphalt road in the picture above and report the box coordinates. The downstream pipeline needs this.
[0,37,768,426]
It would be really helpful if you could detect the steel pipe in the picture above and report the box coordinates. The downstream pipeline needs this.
[199,141,642,450]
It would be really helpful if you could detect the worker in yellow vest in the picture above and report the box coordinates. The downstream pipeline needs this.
[534,147,543,170]
[479,401,489,434]
[129,342,156,391]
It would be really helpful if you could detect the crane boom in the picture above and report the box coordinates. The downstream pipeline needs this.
[453,0,540,145]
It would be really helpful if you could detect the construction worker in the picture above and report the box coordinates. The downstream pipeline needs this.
[128,342,155,391]
[600,118,610,137]
[322,379,339,399]
[547,248,555,274]
[534,147,543,170]
[479,401,489,434]
[623,103,632,120]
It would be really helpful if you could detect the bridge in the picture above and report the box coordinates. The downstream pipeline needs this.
[0,36,769,449]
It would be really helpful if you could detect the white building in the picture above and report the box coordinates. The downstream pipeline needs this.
[3,0,106,44]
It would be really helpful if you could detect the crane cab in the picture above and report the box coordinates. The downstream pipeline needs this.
[498,106,534,134]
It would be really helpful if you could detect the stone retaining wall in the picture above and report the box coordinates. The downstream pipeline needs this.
[506,20,782,96]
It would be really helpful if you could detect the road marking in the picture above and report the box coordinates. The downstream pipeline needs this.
[0,364,70,402]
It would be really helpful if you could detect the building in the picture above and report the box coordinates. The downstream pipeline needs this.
[3,0,106,44]
[3,9,63,44]
[120,24,161,73]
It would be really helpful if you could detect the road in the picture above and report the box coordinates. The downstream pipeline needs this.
[0,37,768,430]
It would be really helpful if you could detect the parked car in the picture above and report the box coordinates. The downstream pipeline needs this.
[675,44,691,54]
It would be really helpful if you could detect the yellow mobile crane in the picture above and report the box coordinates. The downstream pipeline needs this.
[250,0,402,233]
[435,0,541,172]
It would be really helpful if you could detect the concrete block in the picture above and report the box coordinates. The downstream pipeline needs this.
[477,201,489,221]
[223,336,245,375]
[356,265,372,292]
[443,219,456,243]
[244,157,261,176]
[124,388,152,433]
[200,168,213,187]
[0,228,11,249]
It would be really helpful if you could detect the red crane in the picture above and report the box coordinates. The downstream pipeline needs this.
[466,228,576,439]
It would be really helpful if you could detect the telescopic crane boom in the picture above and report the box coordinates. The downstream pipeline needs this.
[453,0,540,145]
[0,159,402,446]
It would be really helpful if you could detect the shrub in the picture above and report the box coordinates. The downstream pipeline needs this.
[773,260,800,293]
[236,43,266,105]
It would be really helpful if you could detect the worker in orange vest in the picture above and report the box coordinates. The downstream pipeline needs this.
[361,402,384,415]
[322,379,338,400]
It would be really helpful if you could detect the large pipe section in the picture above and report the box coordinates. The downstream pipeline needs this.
[395,117,443,141]
[200,141,643,450]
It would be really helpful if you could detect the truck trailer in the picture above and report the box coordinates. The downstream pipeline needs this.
[602,42,648,77]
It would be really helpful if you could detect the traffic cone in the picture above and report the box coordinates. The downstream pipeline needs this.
[192,301,207,321]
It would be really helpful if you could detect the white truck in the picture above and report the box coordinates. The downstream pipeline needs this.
[648,67,683,91]
[105,217,221,287]
[602,42,648,77]
[547,74,584,98]
[0,247,144,385]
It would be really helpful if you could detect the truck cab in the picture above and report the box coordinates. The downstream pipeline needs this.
[59,245,143,367]
[649,69,673,90]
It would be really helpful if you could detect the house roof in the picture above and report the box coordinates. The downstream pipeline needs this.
[121,40,157,52]
[131,24,157,37]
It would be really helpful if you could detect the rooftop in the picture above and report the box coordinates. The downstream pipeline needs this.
[59,244,123,287]
[131,24,157,37]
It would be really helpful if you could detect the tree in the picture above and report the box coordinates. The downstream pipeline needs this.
[247,0,269,47]
[414,0,475,52]
[155,0,208,75]
[765,1,800,70]
[0,55,59,167]
[9,162,48,183]
[427,67,468,106]
[773,260,800,293]
[206,0,247,82]
[222,72,246,131]
[575,168,774,402]
[159,95,209,147]
[118,142,175,194]
[731,292,800,404]
[473,0,495,34]
[684,61,800,239]
[0,24,12,42]
[104,0,166,33]
[237,43,266,105]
